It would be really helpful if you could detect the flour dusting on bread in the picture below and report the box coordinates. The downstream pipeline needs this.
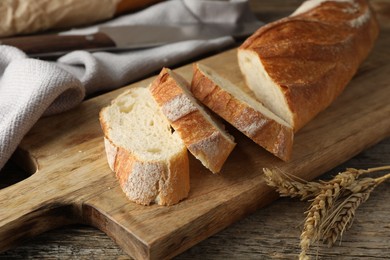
[236,110,269,138]
[188,131,221,162]
[350,8,371,27]
[291,0,355,16]
[123,161,165,205]
[162,94,197,122]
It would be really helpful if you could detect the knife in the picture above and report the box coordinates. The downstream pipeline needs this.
[0,22,263,58]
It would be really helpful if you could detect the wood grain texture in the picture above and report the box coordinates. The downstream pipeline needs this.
[1,138,389,260]
[1,0,390,259]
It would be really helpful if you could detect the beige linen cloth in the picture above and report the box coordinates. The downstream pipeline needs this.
[0,0,261,170]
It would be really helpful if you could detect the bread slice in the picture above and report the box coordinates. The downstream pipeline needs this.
[150,68,236,173]
[191,63,293,161]
[99,87,190,206]
[238,0,379,131]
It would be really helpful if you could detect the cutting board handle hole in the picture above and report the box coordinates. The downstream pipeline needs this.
[0,148,37,190]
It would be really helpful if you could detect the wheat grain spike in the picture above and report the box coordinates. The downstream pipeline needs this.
[321,174,390,246]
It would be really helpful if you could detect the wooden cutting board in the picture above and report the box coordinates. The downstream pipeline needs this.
[0,42,389,259]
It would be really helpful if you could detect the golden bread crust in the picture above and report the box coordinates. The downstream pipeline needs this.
[239,0,379,130]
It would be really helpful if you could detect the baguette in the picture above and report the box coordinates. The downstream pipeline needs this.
[0,0,162,37]
[150,68,236,173]
[99,87,190,206]
[238,0,379,131]
[191,63,294,161]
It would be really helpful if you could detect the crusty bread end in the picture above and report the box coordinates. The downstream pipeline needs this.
[238,0,379,131]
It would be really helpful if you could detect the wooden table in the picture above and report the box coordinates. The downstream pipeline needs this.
[1,1,389,259]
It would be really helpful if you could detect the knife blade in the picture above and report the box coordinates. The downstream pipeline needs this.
[0,22,263,58]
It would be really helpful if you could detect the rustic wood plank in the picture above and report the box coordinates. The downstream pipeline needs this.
[1,138,388,260]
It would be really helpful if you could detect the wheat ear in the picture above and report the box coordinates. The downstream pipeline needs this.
[321,174,390,246]
[299,182,342,260]
[263,167,362,200]
[263,168,322,200]
[264,166,390,200]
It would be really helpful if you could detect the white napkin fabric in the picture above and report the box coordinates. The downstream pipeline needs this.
[0,0,261,170]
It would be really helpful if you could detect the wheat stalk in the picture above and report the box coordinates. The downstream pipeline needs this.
[263,166,390,200]
[299,190,326,260]
[322,190,372,247]
[299,182,341,259]
[263,166,372,200]
[263,166,390,260]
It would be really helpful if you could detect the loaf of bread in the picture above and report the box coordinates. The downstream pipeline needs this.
[150,68,236,173]
[191,63,294,161]
[238,0,379,131]
[0,0,162,37]
[99,87,190,206]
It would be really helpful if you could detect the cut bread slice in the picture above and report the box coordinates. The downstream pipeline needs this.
[150,68,236,173]
[191,63,294,161]
[99,87,190,206]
